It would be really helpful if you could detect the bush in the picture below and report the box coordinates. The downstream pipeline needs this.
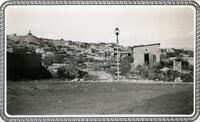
[160,60,173,69]
[57,65,88,80]
[166,70,181,82]
[148,64,163,80]
[181,72,193,82]
[43,54,54,67]
[182,60,193,71]
[120,56,134,76]
[105,67,117,76]
[135,64,149,79]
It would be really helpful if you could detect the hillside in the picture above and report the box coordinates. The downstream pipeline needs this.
[7,32,124,56]
[7,32,194,82]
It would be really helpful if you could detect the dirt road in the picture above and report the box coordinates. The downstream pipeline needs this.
[7,80,193,115]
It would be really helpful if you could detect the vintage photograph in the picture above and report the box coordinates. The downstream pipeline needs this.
[5,5,194,115]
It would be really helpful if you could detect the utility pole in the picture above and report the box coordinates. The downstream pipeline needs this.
[115,27,120,81]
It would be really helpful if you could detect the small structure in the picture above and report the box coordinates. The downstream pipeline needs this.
[7,45,13,53]
[132,43,160,66]
[120,51,132,58]
[173,59,182,73]
[36,48,45,54]
[166,48,175,53]
[7,52,45,80]
[27,30,32,36]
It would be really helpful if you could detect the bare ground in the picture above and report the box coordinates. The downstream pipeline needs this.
[6,80,193,115]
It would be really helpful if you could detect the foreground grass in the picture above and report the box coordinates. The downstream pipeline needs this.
[7,79,193,115]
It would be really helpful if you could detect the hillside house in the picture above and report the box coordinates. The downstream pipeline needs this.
[166,48,175,53]
[7,45,13,53]
[13,46,35,54]
[36,48,45,54]
[132,43,160,66]
[120,51,133,58]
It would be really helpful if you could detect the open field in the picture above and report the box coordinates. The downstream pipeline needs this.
[7,80,193,115]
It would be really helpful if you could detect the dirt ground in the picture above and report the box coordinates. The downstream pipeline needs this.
[6,80,193,115]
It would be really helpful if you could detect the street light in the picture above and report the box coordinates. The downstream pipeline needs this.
[115,27,119,35]
[115,28,119,44]
[115,27,120,81]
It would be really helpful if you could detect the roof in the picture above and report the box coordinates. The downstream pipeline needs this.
[133,43,160,48]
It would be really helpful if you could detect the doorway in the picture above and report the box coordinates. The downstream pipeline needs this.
[144,53,149,65]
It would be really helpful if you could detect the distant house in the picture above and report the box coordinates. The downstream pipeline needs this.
[132,43,160,66]
[166,48,175,53]
[64,41,70,46]
[84,48,98,54]
[120,51,132,58]
[160,49,166,54]
[44,47,56,52]
[7,45,13,53]
[13,46,35,54]
[7,47,13,53]
[36,48,45,54]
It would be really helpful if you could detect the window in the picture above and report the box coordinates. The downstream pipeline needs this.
[153,55,156,63]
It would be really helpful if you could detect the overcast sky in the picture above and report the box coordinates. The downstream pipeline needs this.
[6,5,194,49]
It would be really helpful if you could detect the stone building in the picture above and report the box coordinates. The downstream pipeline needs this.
[132,43,160,66]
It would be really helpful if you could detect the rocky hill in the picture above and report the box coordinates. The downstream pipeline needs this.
[7,32,125,56]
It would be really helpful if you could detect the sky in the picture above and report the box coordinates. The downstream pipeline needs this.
[6,5,195,49]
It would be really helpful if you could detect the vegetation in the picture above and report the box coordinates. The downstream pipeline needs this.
[120,56,134,76]
[43,54,54,67]
[7,33,194,82]
[130,60,193,82]
[57,65,88,80]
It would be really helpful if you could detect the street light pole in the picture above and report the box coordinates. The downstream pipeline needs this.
[115,27,120,81]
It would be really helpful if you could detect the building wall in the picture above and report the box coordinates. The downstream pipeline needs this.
[133,44,160,66]
[7,52,51,81]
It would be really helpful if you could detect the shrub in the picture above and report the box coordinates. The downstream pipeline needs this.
[182,60,193,71]
[160,60,173,69]
[120,56,134,76]
[57,65,88,80]
[148,64,163,80]
[134,63,170,81]
[166,70,181,82]
[135,64,149,79]
[105,67,117,76]
[43,54,54,67]
[181,72,193,82]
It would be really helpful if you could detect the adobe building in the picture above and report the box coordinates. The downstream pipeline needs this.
[133,43,160,66]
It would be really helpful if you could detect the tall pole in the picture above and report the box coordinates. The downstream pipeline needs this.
[117,35,120,81]
[115,27,120,81]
